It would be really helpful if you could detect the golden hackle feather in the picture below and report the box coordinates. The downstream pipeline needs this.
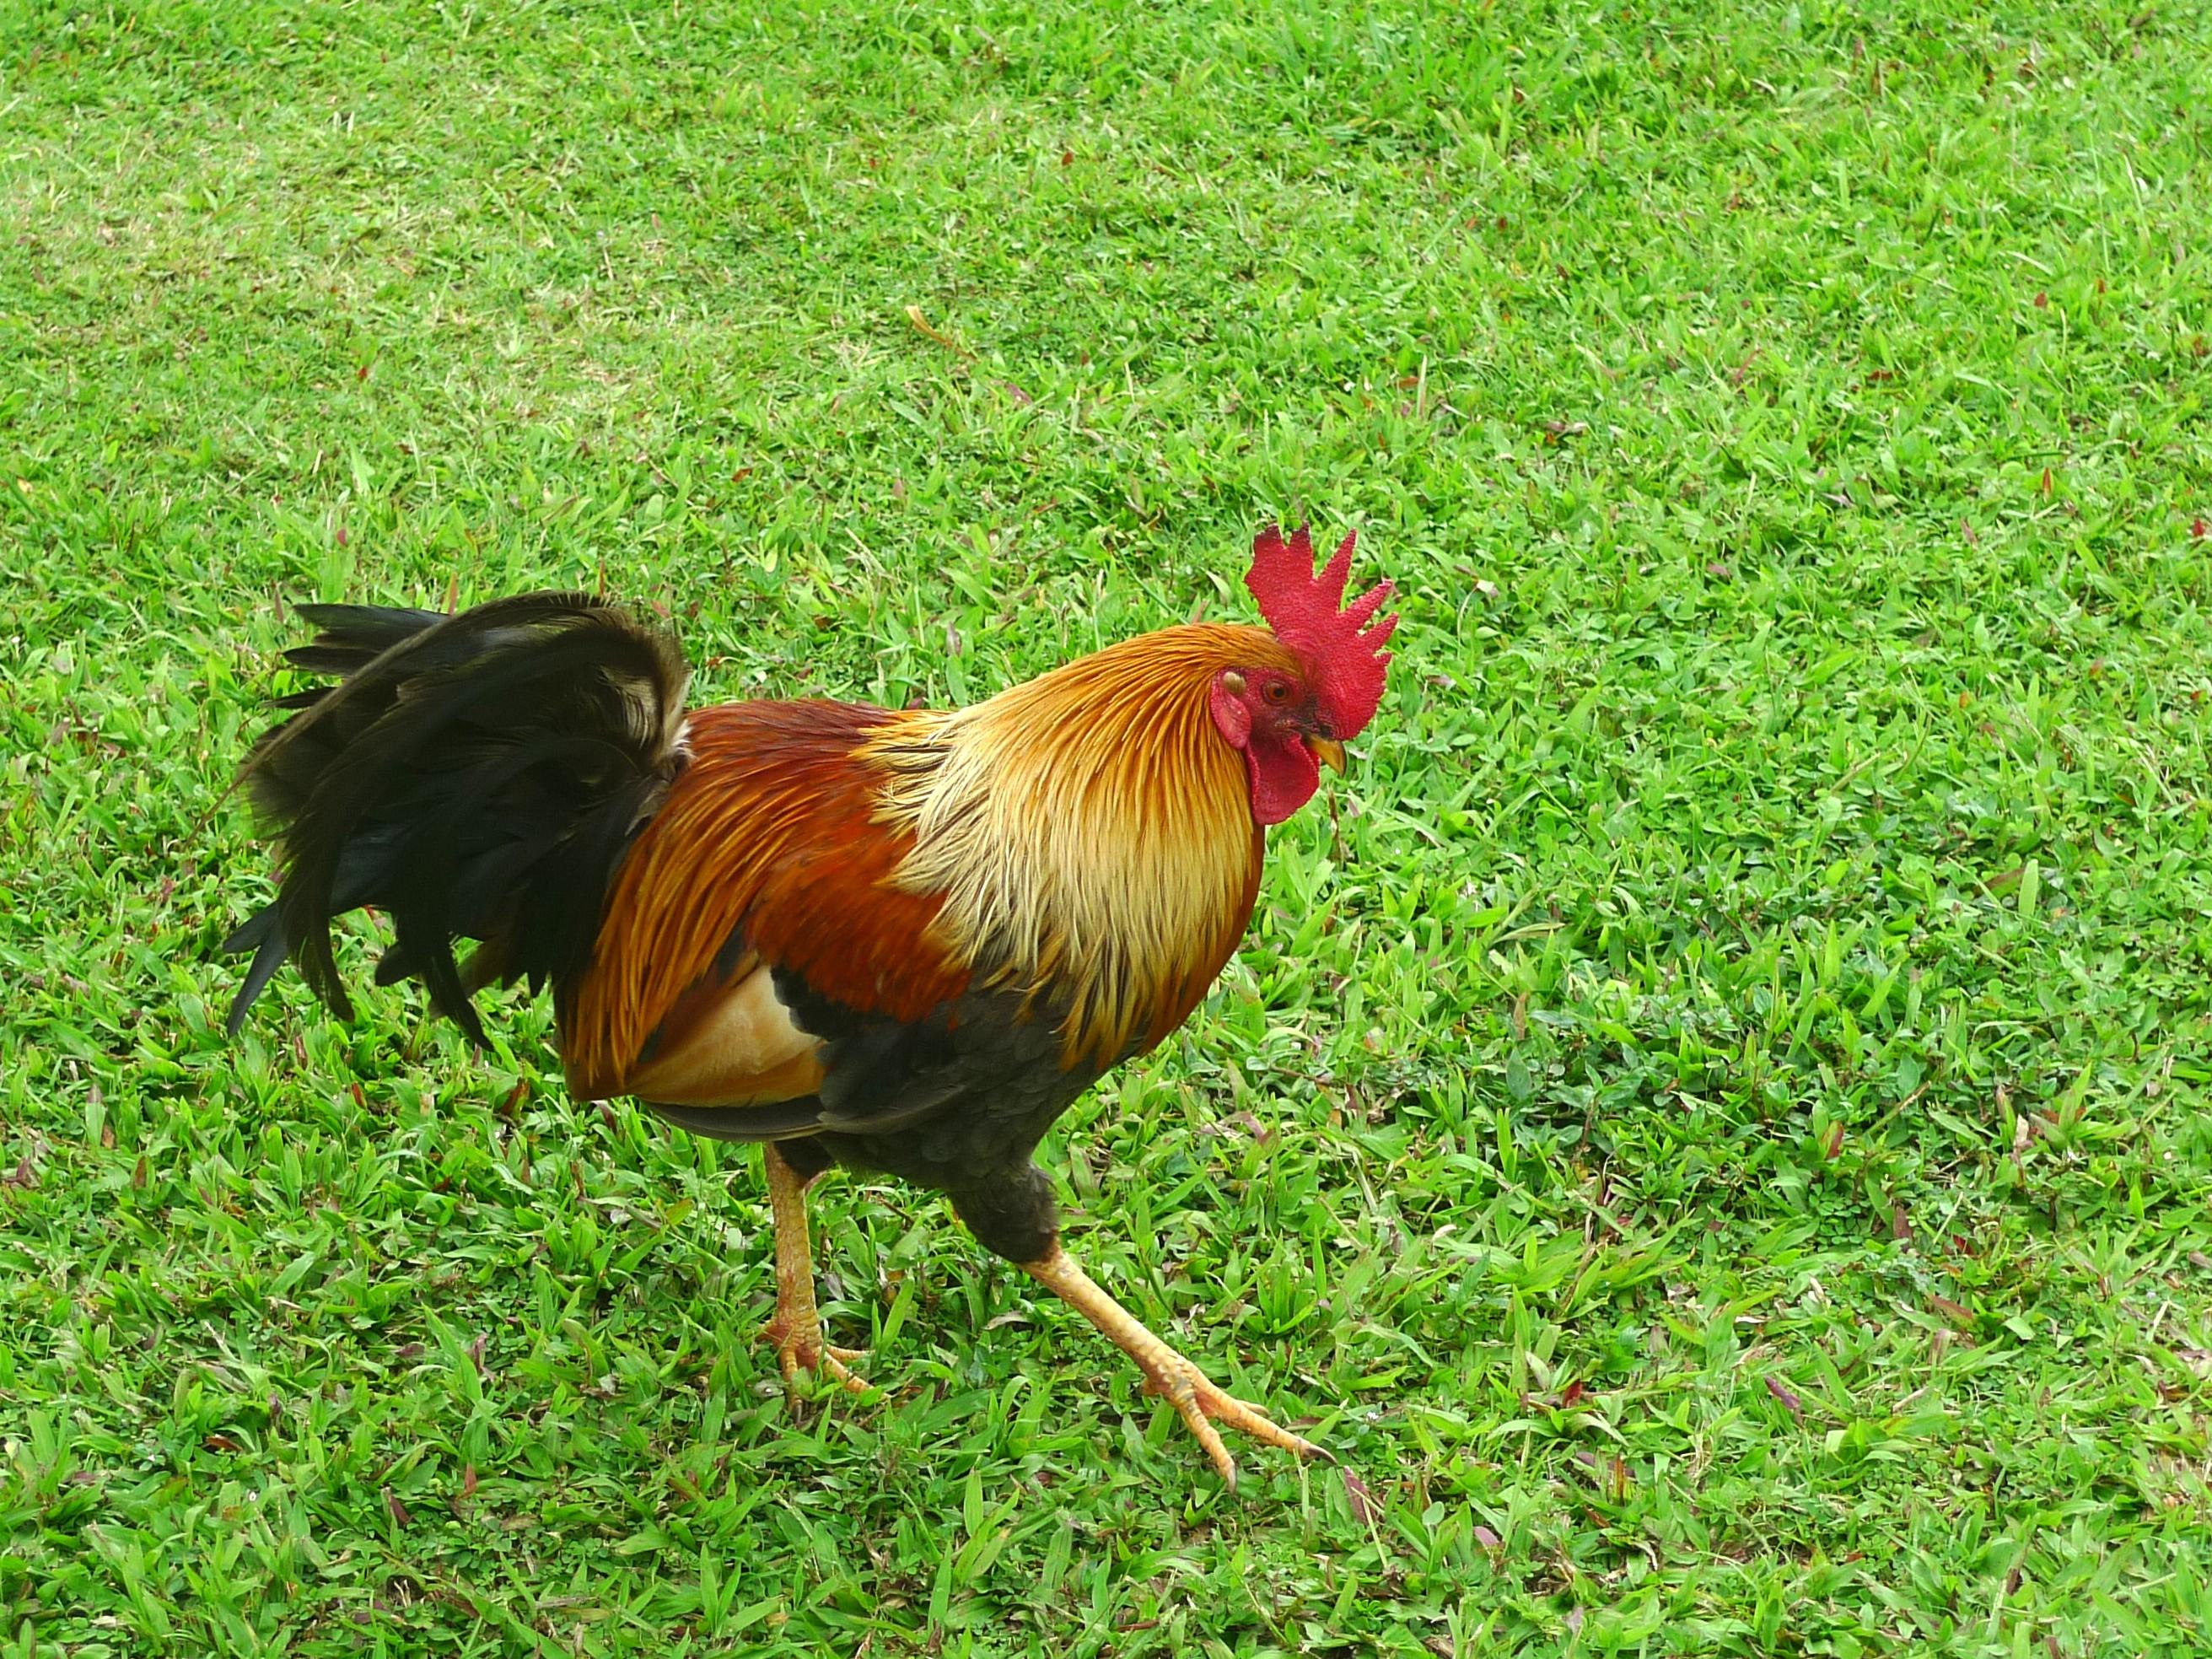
[867,622,1289,1069]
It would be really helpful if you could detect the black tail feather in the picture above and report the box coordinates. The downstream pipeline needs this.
[223,592,690,1042]
[220,907,293,1034]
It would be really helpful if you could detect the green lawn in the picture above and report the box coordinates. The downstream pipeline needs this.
[6,0,2212,1652]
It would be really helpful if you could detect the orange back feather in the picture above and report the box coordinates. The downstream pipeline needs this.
[559,701,964,1098]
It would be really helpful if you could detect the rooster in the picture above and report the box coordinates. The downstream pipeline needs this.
[223,524,1396,1485]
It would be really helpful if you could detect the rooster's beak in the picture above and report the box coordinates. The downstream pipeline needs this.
[1308,736,1347,773]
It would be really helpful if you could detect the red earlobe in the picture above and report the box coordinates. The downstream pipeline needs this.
[1208,679,1252,748]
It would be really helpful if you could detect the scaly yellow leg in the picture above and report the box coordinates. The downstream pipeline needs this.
[757,1144,868,1394]
[1021,1242,1324,1489]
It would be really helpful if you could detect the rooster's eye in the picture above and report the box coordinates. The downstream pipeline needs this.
[1264,681,1291,705]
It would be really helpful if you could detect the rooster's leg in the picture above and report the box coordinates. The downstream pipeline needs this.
[758,1144,868,1393]
[1021,1242,1323,1489]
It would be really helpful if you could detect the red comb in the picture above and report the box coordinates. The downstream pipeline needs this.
[1245,523,1397,739]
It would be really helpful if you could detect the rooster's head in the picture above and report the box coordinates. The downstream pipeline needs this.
[1208,523,1397,826]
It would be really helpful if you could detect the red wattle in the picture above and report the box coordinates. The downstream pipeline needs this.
[1241,727,1320,827]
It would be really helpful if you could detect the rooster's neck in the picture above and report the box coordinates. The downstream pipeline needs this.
[864,624,1288,1067]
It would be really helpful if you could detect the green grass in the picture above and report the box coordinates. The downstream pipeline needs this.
[5,0,2212,1651]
